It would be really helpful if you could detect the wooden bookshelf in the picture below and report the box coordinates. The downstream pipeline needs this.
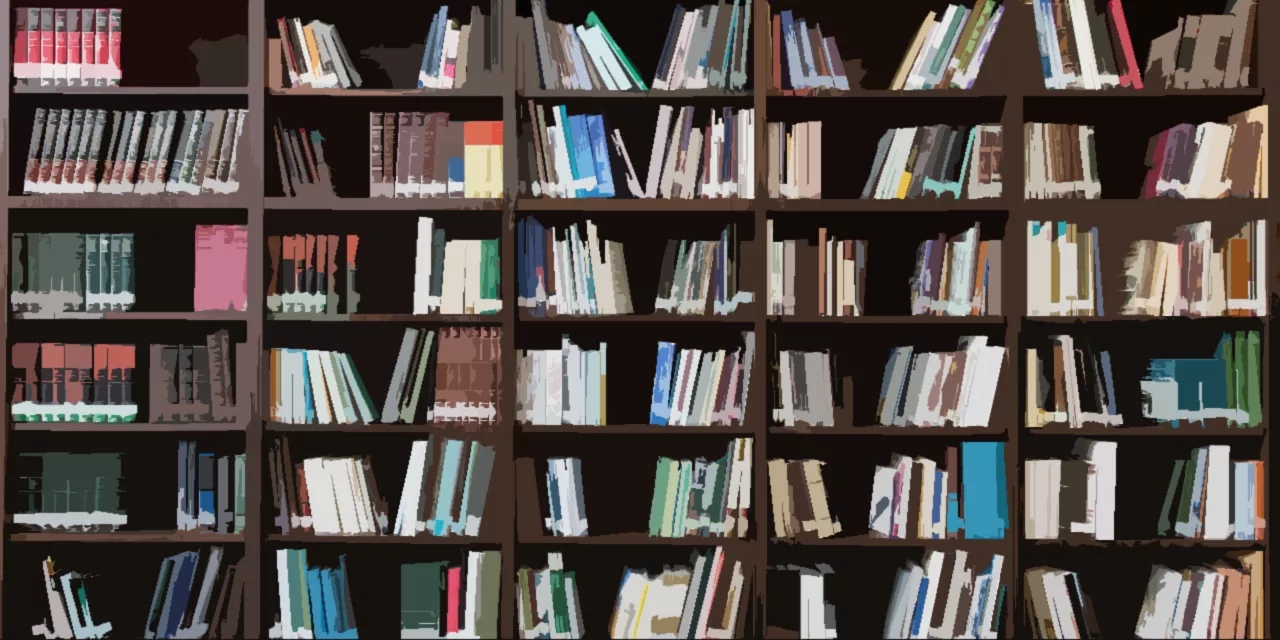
[0,0,1272,638]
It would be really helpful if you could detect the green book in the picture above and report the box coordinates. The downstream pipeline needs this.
[648,457,674,536]
[585,12,648,91]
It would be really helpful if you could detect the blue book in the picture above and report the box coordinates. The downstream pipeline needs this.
[430,439,464,535]
[417,11,443,88]
[308,568,329,637]
[447,157,464,194]
[335,556,358,637]
[649,342,677,425]
[960,442,1006,539]
[585,115,615,198]
[295,349,315,423]
[162,552,198,638]
[558,106,580,190]
[909,576,930,637]
[780,12,805,89]
[932,470,944,539]
[546,462,562,534]
[567,115,597,198]
[718,2,740,87]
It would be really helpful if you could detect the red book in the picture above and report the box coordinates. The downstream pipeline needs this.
[53,9,67,85]
[107,9,122,85]
[26,8,41,81]
[445,566,462,634]
[39,8,53,86]
[1108,0,1143,90]
[14,8,28,78]
[94,9,109,87]
[66,9,81,84]
[80,7,94,86]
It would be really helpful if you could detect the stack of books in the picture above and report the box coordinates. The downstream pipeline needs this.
[767,459,841,539]
[1031,0,1140,90]
[1119,221,1266,317]
[1024,439,1119,541]
[413,217,502,316]
[175,441,246,533]
[648,438,753,538]
[145,547,244,639]
[1159,445,1265,541]
[773,349,838,428]
[1134,551,1264,639]
[870,442,1009,540]
[542,457,589,536]
[13,8,122,87]
[415,3,503,89]
[649,334,755,427]
[515,218,633,317]
[885,549,1005,639]
[1026,222,1103,317]
[275,18,361,89]
[269,550,359,639]
[1141,108,1268,199]
[655,1,752,91]
[911,224,1002,317]
[517,338,608,426]
[862,124,1003,200]
[522,3,645,91]
[10,343,137,423]
[611,548,747,637]
[401,551,501,639]
[612,106,757,199]
[1024,335,1122,429]
[369,113,503,199]
[1143,2,1257,90]
[890,2,1006,91]
[1140,331,1262,428]
[1024,567,1101,639]
[517,553,584,639]
[1024,123,1101,199]
[772,10,850,92]
[875,337,1007,428]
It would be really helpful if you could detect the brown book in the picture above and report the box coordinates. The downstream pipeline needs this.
[11,343,41,404]
[945,447,960,539]
[325,234,340,314]
[294,463,312,521]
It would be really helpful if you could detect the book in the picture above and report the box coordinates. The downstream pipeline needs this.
[11,342,137,423]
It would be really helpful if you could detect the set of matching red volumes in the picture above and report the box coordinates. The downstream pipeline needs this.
[13,8,122,87]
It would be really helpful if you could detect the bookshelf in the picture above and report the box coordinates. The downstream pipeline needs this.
[0,1,1271,639]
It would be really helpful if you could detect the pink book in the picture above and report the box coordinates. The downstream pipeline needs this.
[1108,0,1143,90]
[194,225,249,311]
[445,566,462,634]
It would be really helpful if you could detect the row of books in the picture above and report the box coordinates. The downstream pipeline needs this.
[402,551,501,640]
[648,438,753,539]
[877,336,1007,429]
[520,4,643,92]
[266,435,494,539]
[1025,122,1100,199]
[772,10,855,92]
[517,339,608,427]
[1135,551,1264,640]
[1141,331,1262,428]
[15,452,125,530]
[862,124,1004,200]
[413,218,503,315]
[1121,221,1267,318]
[1024,335,1121,429]
[515,218,635,317]
[10,232,135,315]
[517,553,583,639]
[766,121,822,199]
[1158,446,1265,541]
[11,343,137,423]
[152,331,240,423]
[772,349,840,427]
[275,18,361,90]
[1143,108,1269,199]
[23,108,247,196]
[886,549,1005,639]
[31,557,113,639]
[773,564,838,639]
[912,226,1003,316]
[1032,0,1139,90]
[870,443,1009,541]
[1023,566,1100,639]
[887,2,1005,91]
[653,2,753,91]
[415,4,502,89]
[649,335,756,427]
[1026,221,1102,316]
[656,229,752,315]
[267,234,359,315]
[617,105,757,200]
[368,113,504,199]
[1024,439,1118,541]
[273,123,333,196]
[610,547,747,638]
[1143,2,1257,91]
[176,441,246,534]
[520,103,614,198]
[767,458,841,539]
[145,547,243,640]
[12,8,121,87]
[269,549,358,639]
[542,457,588,536]
[268,327,501,426]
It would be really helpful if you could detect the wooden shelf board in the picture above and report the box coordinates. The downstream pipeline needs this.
[1025,425,1265,437]
[519,424,748,435]
[268,313,503,324]
[518,311,754,323]
[764,198,1008,212]
[1020,87,1265,98]
[768,426,1007,436]
[269,87,506,98]
[13,85,250,95]
[518,533,754,546]
[265,196,503,210]
[12,311,248,321]
[1026,538,1265,549]
[8,531,244,543]
[520,89,752,99]
[516,197,753,211]
[265,533,500,545]
[264,422,497,436]
[7,194,248,209]
[770,315,1005,325]
[11,421,245,432]
[770,535,1007,548]
[1024,315,1265,324]
[767,89,1006,98]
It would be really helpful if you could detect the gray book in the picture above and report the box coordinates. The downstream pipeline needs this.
[381,328,421,423]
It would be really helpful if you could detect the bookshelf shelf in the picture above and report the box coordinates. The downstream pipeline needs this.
[518,424,749,435]
[767,426,1008,436]
[264,533,501,546]
[0,0,1272,638]
[10,421,246,433]
[264,196,503,211]
[11,85,251,96]
[769,536,1008,550]
[518,533,754,548]
[268,87,507,98]
[7,532,246,543]
[5,194,250,209]
[515,198,754,211]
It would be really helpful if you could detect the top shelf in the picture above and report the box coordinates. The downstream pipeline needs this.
[12,85,250,96]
